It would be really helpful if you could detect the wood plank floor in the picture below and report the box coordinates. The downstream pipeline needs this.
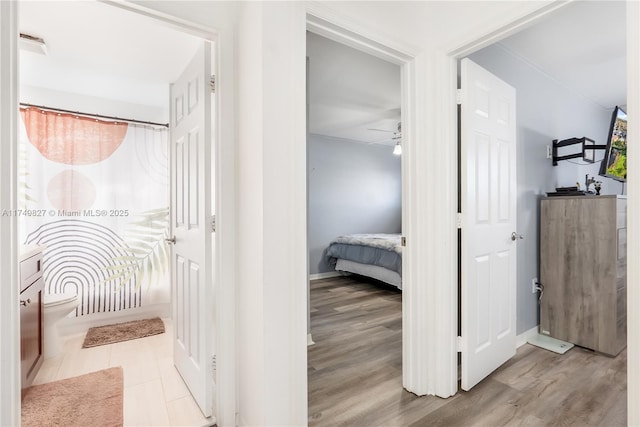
[308,275,627,426]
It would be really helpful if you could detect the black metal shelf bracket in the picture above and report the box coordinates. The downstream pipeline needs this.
[552,137,606,166]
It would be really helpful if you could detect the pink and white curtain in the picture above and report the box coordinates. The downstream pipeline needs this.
[19,107,170,316]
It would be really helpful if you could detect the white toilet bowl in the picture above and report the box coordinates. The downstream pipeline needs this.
[43,291,80,359]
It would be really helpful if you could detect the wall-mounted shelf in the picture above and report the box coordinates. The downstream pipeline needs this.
[552,136,606,166]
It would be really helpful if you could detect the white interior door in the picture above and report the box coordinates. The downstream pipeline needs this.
[460,58,517,391]
[170,41,213,416]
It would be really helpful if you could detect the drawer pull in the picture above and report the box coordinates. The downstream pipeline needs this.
[20,298,32,307]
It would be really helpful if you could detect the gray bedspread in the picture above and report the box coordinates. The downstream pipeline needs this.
[326,233,402,276]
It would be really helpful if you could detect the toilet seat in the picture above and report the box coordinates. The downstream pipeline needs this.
[44,292,78,307]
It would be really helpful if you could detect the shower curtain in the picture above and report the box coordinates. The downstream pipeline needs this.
[19,107,170,316]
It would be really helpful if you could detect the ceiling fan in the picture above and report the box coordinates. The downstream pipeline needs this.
[367,122,402,155]
[367,121,402,144]
[367,121,402,136]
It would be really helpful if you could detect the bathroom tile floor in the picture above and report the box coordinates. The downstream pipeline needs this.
[32,318,214,427]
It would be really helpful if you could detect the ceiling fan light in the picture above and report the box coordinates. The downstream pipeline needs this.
[393,141,402,155]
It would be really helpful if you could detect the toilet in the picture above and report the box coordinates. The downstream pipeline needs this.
[43,291,80,359]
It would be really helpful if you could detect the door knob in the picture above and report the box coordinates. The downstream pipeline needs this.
[511,232,524,241]
[20,298,31,307]
[165,236,176,245]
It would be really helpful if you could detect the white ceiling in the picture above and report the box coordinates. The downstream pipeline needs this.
[19,1,201,109]
[18,1,626,137]
[498,0,626,110]
[307,32,401,146]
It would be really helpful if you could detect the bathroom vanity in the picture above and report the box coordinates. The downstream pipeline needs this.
[20,246,45,389]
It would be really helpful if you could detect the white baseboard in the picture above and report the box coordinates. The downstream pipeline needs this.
[58,303,171,336]
[516,325,539,348]
[307,333,315,346]
[309,271,341,280]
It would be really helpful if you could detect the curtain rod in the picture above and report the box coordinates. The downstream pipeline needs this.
[20,102,169,128]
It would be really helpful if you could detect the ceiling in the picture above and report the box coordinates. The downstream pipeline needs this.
[497,0,626,110]
[18,1,626,138]
[19,1,201,109]
[307,32,402,147]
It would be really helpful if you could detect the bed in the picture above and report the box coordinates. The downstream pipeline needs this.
[325,233,402,289]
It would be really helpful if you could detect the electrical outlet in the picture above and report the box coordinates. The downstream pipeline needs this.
[532,277,538,293]
[546,145,552,159]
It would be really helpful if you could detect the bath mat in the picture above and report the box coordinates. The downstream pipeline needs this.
[82,317,165,348]
[21,367,123,427]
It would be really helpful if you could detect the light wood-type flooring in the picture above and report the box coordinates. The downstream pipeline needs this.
[308,275,627,426]
[32,318,213,427]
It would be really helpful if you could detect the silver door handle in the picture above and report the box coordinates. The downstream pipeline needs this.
[165,236,176,245]
[20,298,32,307]
[511,232,524,241]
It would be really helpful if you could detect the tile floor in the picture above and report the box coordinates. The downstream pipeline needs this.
[32,318,214,427]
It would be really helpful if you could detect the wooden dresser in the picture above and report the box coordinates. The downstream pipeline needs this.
[539,195,626,356]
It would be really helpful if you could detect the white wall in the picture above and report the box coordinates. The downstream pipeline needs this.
[236,2,266,424]
[469,43,625,334]
[20,85,169,124]
[237,2,308,425]
[308,135,401,274]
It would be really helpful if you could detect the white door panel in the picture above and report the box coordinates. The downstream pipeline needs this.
[170,42,213,416]
[461,58,517,391]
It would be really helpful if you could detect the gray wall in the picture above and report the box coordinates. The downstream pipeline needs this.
[469,44,624,334]
[307,134,401,275]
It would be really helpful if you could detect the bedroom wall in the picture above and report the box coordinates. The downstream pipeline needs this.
[308,134,401,275]
[468,43,624,335]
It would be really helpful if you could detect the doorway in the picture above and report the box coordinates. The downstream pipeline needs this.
[456,0,628,391]
[305,30,403,423]
[17,1,216,424]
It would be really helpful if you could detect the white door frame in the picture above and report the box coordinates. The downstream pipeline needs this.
[0,1,20,425]
[625,2,639,424]
[304,5,459,397]
[0,2,237,426]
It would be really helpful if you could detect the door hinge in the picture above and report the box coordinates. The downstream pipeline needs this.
[401,236,407,247]
[456,89,462,105]
[457,336,463,352]
[211,215,216,233]
[210,75,216,93]
[456,212,462,229]
[211,354,217,380]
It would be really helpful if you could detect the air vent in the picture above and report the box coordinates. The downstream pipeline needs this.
[19,33,47,56]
